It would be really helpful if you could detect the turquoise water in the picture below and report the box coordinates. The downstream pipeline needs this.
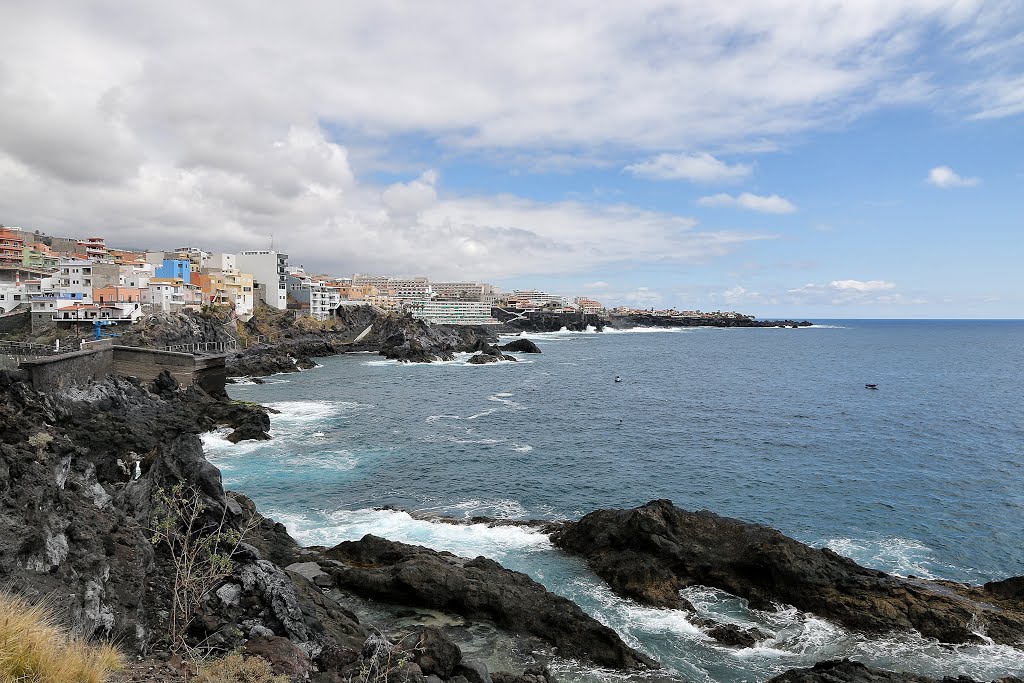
[205,321,1024,682]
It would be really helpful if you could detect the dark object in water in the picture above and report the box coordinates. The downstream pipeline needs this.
[615,376,622,383]
[865,384,878,390]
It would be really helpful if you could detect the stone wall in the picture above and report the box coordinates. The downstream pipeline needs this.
[0,310,29,334]
[20,347,114,393]
[20,345,226,394]
[110,346,196,387]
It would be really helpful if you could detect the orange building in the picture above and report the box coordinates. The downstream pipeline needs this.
[94,286,143,304]
[0,228,25,264]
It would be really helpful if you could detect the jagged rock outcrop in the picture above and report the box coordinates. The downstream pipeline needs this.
[117,309,239,349]
[550,500,1024,647]
[375,317,494,363]
[315,534,659,670]
[766,659,1023,683]
[498,338,542,354]
[0,369,361,666]
[607,314,812,329]
[467,342,517,364]
[492,310,603,334]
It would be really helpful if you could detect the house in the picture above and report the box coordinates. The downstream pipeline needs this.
[0,228,25,264]
[237,251,288,310]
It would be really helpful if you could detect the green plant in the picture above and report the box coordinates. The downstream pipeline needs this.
[193,654,288,683]
[0,589,122,683]
[355,630,420,683]
[149,483,253,657]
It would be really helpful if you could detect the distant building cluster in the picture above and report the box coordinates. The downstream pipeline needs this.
[0,225,612,331]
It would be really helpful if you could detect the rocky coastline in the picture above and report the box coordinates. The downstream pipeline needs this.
[607,314,813,329]
[3,322,1021,683]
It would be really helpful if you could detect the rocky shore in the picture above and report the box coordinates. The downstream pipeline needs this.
[607,314,813,329]
[3,335,1020,683]
[549,500,1024,647]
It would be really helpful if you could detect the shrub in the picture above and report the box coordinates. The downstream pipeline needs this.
[0,589,121,683]
[194,654,288,683]
[149,484,253,654]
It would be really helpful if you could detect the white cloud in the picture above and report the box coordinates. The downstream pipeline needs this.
[0,1,1018,282]
[625,153,752,182]
[0,124,772,280]
[782,279,924,306]
[697,192,797,214]
[584,281,609,289]
[927,165,980,188]
[381,170,439,218]
[829,279,896,292]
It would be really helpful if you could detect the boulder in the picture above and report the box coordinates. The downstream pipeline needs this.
[244,635,313,678]
[413,627,463,679]
[550,500,1024,646]
[498,339,542,353]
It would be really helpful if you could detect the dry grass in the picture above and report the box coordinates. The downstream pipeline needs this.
[194,655,288,683]
[0,589,122,683]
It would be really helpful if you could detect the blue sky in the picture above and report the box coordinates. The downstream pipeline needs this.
[0,1,1021,317]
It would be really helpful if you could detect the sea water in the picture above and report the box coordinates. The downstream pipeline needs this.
[204,320,1024,682]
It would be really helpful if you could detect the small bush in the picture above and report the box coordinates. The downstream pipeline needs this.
[0,589,121,683]
[194,654,289,683]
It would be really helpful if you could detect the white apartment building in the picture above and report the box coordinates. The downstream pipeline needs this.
[0,282,28,313]
[202,252,237,272]
[431,282,501,304]
[147,280,199,313]
[508,290,568,308]
[119,263,152,289]
[352,274,433,300]
[237,251,288,310]
[58,259,120,290]
[406,300,498,325]
[573,297,605,314]
[309,282,342,321]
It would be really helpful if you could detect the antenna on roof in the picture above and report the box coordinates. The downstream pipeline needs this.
[270,233,274,250]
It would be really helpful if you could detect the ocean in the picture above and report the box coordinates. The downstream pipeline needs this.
[203,320,1024,682]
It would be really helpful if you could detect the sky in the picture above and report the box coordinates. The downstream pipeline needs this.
[0,2,1022,318]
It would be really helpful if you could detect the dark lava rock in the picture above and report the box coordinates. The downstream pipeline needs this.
[498,339,542,353]
[705,623,766,648]
[413,626,463,679]
[320,534,659,670]
[492,667,557,683]
[767,659,1023,683]
[244,635,313,678]
[467,342,516,364]
[550,500,1024,646]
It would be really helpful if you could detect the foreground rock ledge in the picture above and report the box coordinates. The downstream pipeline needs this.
[550,499,1024,646]
[766,659,1023,683]
[316,534,659,671]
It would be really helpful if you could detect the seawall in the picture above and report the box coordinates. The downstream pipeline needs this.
[19,345,226,394]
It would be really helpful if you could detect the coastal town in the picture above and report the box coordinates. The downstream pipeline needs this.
[0,224,760,335]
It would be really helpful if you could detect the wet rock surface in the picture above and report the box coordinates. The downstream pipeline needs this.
[467,343,517,364]
[497,338,542,354]
[550,500,1024,647]
[766,659,1023,683]
[317,534,659,670]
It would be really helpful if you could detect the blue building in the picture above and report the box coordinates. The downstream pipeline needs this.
[155,259,191,282]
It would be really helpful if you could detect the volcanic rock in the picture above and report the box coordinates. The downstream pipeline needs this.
[498,339,542,353]
[550,500,1024,646]
[319,534,659,670]
[767,659,1023,683]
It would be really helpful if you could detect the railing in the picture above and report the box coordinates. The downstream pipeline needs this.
[161,340,238,354]
[0,340,59,356]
